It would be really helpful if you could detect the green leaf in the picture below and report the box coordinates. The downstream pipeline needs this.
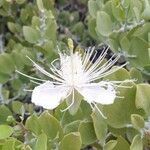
[79,121,97,145]
[38,111,62,139]
[130,68,143,83]
[41,0,55,11]
[23,26,40,44]
[0,105,12,124]
[133,23,150,41]
[111,0,125,22]
[103,1,115,21]
[7,22,19,33]
[113,136,130,150]
[131,114,145,130]
[120,36,130,51]
[11,51,24,70]
[142,65,150,77]
[60,101,92,127]
[128,37,149,67]
[64,120,81,134]
[102,83,140,128]
[126,128,139,142]
[135,84,150,115]
[16,0,26,4]
[104,140,117,150]
[2,139,15,150]
[11,101,24,115]
[0,0,4,7]
[104,67,130,81]
[130,134,143,150]
[91,110,107,145]
[37,0,44,12]
[142,0,150,21]
[88,18,97,39]
[66,90,82,115]
[0,125,13,139]
[130,0,143,21]
[104,136,130,150]
[25,115,42,135]
[35,133,47,150]
[0,53,15,74]
[0,72,10,84]
[45,18,57,42]
[96,11,112,36]
[59,132,82,150]
[88,0,99,18]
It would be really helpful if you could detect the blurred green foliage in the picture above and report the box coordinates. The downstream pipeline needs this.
[0,0,149,149]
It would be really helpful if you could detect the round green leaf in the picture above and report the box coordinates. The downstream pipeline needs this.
[88,0,99,18]
[59,132,82,150]
[130,68,143,83]
[91,110,107,145]
[128,37,149,67]
[0,125,13,139]
[111,0,125,22]
[130,134,143,150]
[37,0,44,12]
[79,121,97,145]
[102,83,140,128]
[104,140,117,150]
[96,11,112,36]
[131,114,145,130]
[66,90,82,115]
[11,101,24,115]
[64,120,81,134]
[0,72,10,84]
[135,84,150,115]
[35,133,47,150]
[113,136,130,150]
[38,111,62,139]
[25,115,42,135]
[23,26,40,44]
[0,53,15,74]
[0,105,12,124]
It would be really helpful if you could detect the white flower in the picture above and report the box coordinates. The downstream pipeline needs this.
[16,40,133,118]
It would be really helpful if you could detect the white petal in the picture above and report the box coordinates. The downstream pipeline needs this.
[77,83,116,105]
[31,81,70,109]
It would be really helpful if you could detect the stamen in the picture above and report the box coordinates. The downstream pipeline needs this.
[116,95,124,99]
[84,50,98,71]
[93,54,119,74]
[26,56,65,83]
[89,62,128,82]
[82,47,91,64]
[93,102,107,119]
[89,54,119,79]
[50,59,64,79]
[110,79,136,84]
[30,80,41,85]
[83,47,95,68]
[114,84,133,88]
[50,67,64,79]
[16,70,46,82]
[23,89,33,92]
[85,47,109,76]
[61,89,75,112]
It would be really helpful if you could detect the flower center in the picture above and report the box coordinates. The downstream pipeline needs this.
[60,52,87,87]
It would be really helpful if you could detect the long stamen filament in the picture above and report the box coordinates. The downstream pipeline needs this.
[88,54,119,79]
[61,89,75,112]
[88,62,128,82]
[26,56,65,83]
[16,70,46,82]
[85,47,109,76]
[93,103,107,119]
